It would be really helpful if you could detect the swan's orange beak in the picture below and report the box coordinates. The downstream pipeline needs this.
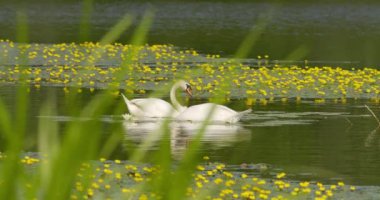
[186,87,193,97]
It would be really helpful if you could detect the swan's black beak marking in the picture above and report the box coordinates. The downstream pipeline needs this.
[185,84,193,97]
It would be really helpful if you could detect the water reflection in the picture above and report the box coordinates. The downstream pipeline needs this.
[363,105,380,148]
[122,120,250,159]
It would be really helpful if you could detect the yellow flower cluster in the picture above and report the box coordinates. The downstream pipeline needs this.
[11,154,364,200]
[20,156,40,165]
[1,39,379,102]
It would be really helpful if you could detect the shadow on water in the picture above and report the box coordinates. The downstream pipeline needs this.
[364,105,380,148]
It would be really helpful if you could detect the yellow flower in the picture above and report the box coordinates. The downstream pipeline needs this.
[196,165,205,171]
[300,181,310,187]
[216,164,225,170]
[214,178,223,185]
[115,173,122,180]
[91,182,99,189]
[122,188,132,193]
[125,165,137,171]
[326,190,333,197]
[257,180,266,185]
[225,180,235,187]
[259,193,268,199]
[103,168,113,174]
[276,172,286,179]
[302,188,311,193]
[223,172,233,178]
[87,189,94,197]
[241,191,255,199]
[138,194,148,200]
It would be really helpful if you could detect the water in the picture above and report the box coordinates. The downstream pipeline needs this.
[122,99,380,186]
[1,84,379,185]
[1,2,380,65]
[1,0,380,187]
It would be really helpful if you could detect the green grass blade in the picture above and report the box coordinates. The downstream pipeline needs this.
[100,14,133,45]
[168,106,216,200]
[38,94,59,190]
[0,9,30,200]
[284,44,310,62]
[43,93,113,200]
[78,0,94,42]
[233,12,273,59]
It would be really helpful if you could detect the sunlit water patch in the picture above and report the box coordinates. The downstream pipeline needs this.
[243,111,353,127]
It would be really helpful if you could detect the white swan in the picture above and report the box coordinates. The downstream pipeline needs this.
[175,103,252,123]
[121,80,192,119]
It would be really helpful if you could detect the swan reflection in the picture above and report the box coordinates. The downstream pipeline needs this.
[122,120,250,158]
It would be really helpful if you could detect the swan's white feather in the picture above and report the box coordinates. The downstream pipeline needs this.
[175,103,251,123]
[122,94,178,118]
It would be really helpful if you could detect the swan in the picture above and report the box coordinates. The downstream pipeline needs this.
[121,80,192,119]
[175,103,252,124]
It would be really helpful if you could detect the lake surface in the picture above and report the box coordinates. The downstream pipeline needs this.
[122,98,380,186]
[1,85,380,186]
[1,0,380,187]
[1,2,380,65]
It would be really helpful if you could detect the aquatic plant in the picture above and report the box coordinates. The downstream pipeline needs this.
[0,39,379,102]
[5,154,366,200]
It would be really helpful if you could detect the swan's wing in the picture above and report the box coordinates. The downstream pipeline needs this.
[214,104,237,113]
[130,98,178,118]
[176,103,234,121]
[175,103,250,123]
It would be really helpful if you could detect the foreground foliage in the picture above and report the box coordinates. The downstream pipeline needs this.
[9,154,370,200]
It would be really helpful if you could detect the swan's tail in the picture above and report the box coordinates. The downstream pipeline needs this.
[121,93,130,106]
[121,94,135,120]
[231,108,252,123]
[237,108,252,118]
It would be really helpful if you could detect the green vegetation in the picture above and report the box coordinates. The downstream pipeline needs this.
[0,1,379,200]
[0,40,379,103]
[13,155,366,200]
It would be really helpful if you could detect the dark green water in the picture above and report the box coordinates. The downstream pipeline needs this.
[1,2,380,66]
[1,85,380,186]
[123,98,380,186]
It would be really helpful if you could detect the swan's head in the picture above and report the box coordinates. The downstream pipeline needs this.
[177,80,192,97]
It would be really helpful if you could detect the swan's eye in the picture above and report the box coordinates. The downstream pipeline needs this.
[186,84,192,90]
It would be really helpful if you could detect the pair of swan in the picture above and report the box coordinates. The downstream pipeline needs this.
[121,80,251,123]
[121,80,190,118]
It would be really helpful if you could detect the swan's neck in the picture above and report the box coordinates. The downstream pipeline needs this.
[170,82,185,112]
